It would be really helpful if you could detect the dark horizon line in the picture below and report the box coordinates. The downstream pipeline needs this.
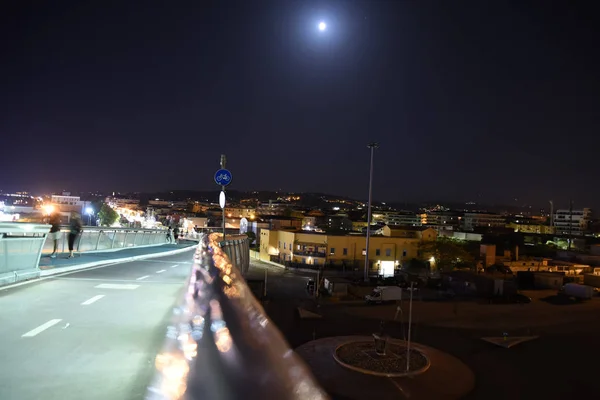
[0,186,569,211]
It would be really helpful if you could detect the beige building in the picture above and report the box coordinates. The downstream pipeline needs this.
[224,207,256,219]
[259,226,437,276]
[351,220,369,231]
[507,222,555,234]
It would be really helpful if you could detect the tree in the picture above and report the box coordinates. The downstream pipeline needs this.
[98,203,119,226]
[246,231,256,245]
[419,237,474,271]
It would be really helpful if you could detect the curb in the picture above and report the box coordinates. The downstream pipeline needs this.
[39,245,197,277]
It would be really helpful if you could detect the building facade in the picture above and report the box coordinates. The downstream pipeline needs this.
[462,212,506,231]
[553,208,592,236]
[51,194,86,213]
[507,222,556,235]
[259,227,437,276]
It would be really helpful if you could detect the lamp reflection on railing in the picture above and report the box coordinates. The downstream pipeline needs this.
[214,327,232,353]
[153,353,188,400]
[146,232,329,400]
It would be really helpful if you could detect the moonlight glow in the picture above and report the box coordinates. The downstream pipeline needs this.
[318,21,326,31]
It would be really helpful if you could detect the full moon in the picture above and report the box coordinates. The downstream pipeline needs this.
[318,21,326,31]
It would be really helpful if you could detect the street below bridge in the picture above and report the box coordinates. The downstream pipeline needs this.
[0,248,196,400]
[248,262,600,400]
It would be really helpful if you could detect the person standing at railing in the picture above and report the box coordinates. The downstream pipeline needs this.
[48,213,61,258]
[68,216,82,258]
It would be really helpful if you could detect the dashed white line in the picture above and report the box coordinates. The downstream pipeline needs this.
[95,283,139,290]
[22,319,62,337]
[137,275,150,281]
[81,295,105,305]
[170,265,178,269]
[156,269,166,274]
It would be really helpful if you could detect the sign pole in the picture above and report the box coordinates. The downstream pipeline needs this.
[220,155,227,242]
[364,142,379,282]
[214,156,232,243]
[406,281,414,372]
[264,269,268,298]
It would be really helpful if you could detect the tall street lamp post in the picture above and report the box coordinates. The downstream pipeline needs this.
[364,142,379,282]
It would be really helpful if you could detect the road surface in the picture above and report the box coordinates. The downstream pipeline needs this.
[0,248,196,400]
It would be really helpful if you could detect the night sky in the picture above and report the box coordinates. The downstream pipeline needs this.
[2,1,599,209]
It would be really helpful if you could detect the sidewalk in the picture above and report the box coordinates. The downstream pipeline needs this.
[38,241,197,276]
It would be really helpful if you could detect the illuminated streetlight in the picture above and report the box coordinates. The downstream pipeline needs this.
[85,207,94,226]
[318,21,326,31]
[43,205,55,215]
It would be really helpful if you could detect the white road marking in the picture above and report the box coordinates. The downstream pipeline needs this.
[141,260,192,264]
[137,275,150,281]
[170,265,178,269]
[22,319,62,337]
[94,283,139,290]
[156,269,166,274]
[81,295,105,305]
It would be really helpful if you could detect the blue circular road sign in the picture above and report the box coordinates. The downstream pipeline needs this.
[214,169,233,186]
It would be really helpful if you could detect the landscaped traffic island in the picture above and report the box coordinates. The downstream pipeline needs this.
[334,340,430,377]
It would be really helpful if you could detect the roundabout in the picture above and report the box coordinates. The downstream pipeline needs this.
[334,340,430,377]
[296,335,474,400]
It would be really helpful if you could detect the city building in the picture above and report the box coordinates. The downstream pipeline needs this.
[372,211,424,226]
[325,214,353,231]
[553,208,592,236]
[423,211,462,231]
[256,201,288,216]
[105,197,140,208]
[51,193,87,214]
[461,212,506,231]
[259,226,436,276]
[262,216,303,230]
[507,222,555,234]
[351,220,369,232]
[224,207,256,219]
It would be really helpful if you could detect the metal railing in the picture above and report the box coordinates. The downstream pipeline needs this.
[218,234,250,275]
[146,232,328,400]
[0,223,49,286]
[42,226,170,254]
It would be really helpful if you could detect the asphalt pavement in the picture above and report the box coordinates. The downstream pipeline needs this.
[0,247,197,400]
[243,262,600,399]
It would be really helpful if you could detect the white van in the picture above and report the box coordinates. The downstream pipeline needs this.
[365,286,403,304]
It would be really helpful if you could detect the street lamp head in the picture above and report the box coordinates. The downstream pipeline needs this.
[367,142,379,149]
[85,207,93,215]
[318,21,326,31]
